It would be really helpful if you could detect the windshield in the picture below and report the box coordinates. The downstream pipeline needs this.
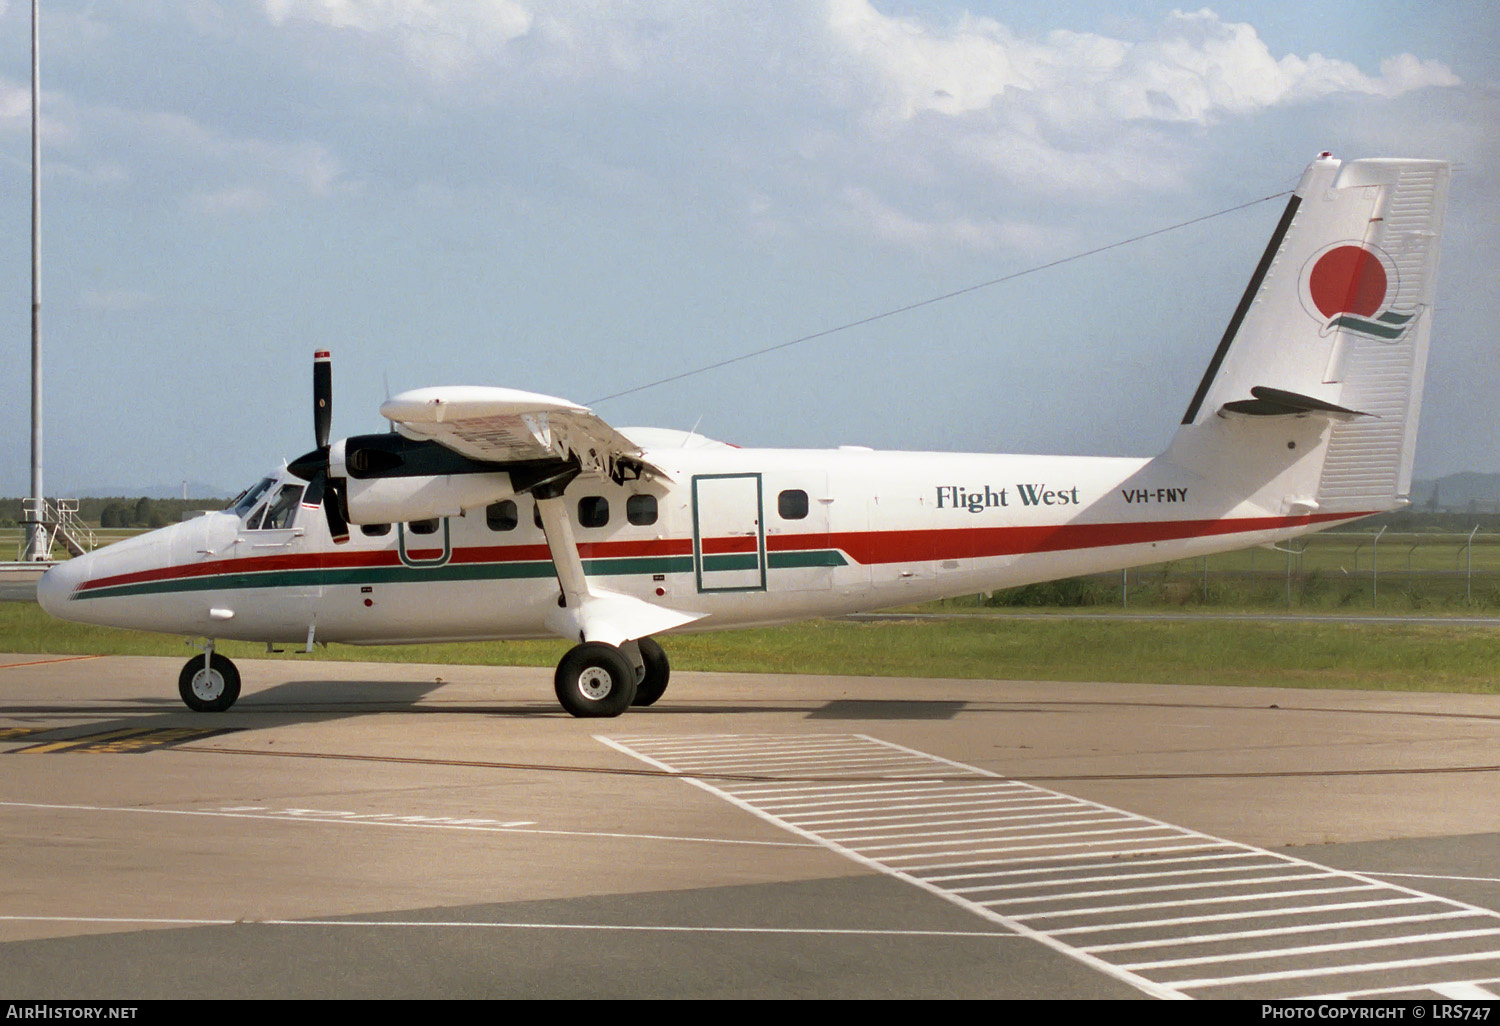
[252,484,305,531]
[228,478,275,518]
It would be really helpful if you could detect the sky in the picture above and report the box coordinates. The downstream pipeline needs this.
[1,0,1496,496]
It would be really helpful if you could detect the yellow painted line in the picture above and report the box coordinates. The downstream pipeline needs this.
[14,727,157,754]
[0,654,103,670]
[0,727,51,740]
[13,726,243,754]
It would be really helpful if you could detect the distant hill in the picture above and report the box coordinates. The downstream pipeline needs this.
[1411,472,1500,513]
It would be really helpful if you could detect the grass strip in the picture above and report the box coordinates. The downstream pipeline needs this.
[3,602,1497,695]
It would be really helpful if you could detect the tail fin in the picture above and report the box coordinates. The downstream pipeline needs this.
[1169,153,1449,517]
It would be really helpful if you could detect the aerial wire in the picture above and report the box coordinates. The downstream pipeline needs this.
[587,189,1293,407]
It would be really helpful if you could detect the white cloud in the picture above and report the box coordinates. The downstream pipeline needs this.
[825,3,1458,127]
[0,78,26,124]
[246,3,1463,249]
[186,185,275,216]
[79,288,153,312]
[263,0,534,79]
[836,184,1067,254]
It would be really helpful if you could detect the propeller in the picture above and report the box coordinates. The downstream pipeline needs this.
[288,350,351,544]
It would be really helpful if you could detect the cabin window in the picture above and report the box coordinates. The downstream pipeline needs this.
[255,484,304,530]
[578,496,609,529]
[408,518,441,535]
[360,523,391,537]
[778,489,809,520]
[486,500,518,532]
[626,494,658,526]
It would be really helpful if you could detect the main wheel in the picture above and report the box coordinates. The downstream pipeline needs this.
[631,636,670,707]
[178,652,241,712]
[554,642,638,718]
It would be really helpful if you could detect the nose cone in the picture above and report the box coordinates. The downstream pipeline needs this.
[36,555,90,620]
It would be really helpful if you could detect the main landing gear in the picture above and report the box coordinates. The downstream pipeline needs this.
[553,636,671,718]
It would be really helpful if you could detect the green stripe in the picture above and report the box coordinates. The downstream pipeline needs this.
[769,550,847,569]
[1330,314,1407,339]
[75,551,845,601]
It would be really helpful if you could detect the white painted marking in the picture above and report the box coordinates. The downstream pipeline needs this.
[954,859,1292,895]
[0,798,814,849]
[992,870,1338,906]
[1307,975,1500,1000]
[1173,948,1500,990]
[1082,911,1485,953]
[599,732,1500,1001]
[1430,981,1500,999]
[1370,871,1500,886]
[0,914,1017,940]
[1045,897,1439,936]
[1123,927,1500,971]
[1007,884,1383,920]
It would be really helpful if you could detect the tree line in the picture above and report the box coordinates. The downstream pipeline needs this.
[0,496,231,529]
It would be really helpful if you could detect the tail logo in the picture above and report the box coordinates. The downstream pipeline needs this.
[1298,242,1418,342]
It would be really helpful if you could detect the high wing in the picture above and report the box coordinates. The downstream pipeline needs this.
[381,385,701,650]
[380,386,665,484]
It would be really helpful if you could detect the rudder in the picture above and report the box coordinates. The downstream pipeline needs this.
[1173,154,1449,516]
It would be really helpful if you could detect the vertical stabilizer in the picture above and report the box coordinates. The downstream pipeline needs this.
[1169,154,1449,517]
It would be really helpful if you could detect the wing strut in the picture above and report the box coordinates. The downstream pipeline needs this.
[526,479,705,647]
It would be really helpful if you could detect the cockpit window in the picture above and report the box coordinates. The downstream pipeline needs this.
[229,478,275,517]
[253,484,304,530]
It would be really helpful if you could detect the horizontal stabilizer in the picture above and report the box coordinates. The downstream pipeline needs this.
[1219,386,1371,421]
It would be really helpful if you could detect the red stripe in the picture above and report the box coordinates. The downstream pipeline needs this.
[76,512,1370,593]
[702,536,759,555]
[77,535,697,593]
[826,511,1366,564]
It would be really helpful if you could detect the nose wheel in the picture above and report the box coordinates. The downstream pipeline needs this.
[178,652,241,712]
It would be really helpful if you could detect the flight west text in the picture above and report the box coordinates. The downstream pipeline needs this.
[1121,487,1189,504]
[936,484,1081,512]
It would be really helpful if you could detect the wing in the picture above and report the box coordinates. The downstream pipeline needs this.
[380,386,663,482]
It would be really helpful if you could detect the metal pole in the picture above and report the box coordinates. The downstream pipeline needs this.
[23,0,45,561]
[1467,525,1479,604]
[1372,526,1385,606]
[1287,541,1293,608]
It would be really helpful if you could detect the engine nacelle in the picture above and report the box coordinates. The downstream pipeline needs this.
[330,435,515,524]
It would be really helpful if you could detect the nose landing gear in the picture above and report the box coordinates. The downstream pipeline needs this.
[178,649,241,712]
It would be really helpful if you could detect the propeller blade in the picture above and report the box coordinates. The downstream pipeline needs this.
[323,478,350,544]
[314,350,332,450]
[303,471,325,507]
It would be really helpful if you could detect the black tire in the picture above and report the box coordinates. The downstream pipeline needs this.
[554,642,638,718]
[178,652,241,712]
[631,637,670,707]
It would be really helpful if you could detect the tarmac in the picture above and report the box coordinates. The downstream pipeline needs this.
[1,652,1498,999]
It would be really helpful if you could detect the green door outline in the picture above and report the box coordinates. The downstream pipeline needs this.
[692,473,766,593]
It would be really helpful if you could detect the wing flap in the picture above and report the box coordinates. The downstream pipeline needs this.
[381,386,663,481]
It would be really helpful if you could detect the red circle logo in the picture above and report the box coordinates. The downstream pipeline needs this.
[1307,245,1388,319]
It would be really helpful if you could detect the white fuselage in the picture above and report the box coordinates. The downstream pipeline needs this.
[37,431,1366,646]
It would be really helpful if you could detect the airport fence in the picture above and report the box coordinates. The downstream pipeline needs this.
[991,530,1500,610]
